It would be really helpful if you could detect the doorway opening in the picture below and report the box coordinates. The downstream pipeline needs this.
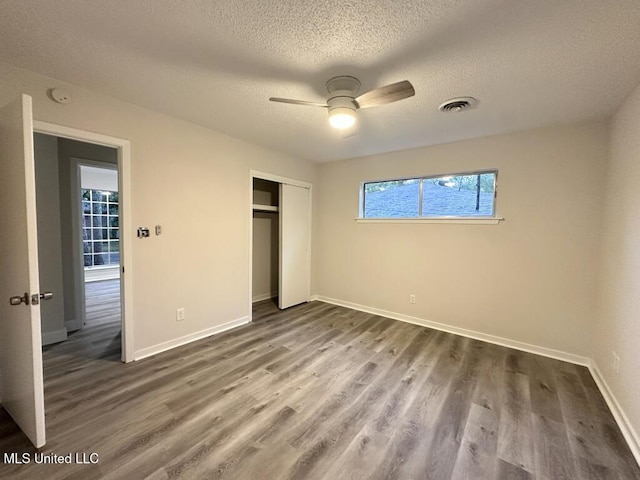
[34,134,122,361]
[33,121,133,362]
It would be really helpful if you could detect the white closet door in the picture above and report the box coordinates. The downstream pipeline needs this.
[279,183,310,309]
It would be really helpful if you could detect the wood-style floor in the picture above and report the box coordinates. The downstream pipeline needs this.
[1,296,639,479]
[85,278,121,327]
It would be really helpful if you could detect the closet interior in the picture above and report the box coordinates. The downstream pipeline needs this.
[252,178,279,304]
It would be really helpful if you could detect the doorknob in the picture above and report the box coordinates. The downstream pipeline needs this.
[8,292,53,306]
[30,292,54,305]
[9,293,30,306]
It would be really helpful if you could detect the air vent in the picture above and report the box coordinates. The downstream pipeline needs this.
[439,97,478,112]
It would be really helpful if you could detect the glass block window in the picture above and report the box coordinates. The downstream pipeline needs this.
[82,189,120,267]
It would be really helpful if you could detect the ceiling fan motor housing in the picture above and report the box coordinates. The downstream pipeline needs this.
[326,76,360,115]
[326,76,361,95]
[327,96,356,112]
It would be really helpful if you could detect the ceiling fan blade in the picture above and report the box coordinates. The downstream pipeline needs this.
[354,80,415,109]
[269,97,328,108]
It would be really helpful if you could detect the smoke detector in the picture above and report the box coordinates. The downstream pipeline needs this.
[49,88,71,104]
[439,97,478,112]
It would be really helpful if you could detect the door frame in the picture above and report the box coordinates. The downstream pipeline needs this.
[248,170,312,321]
[33,121,134,363]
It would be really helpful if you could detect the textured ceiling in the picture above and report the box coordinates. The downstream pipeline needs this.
[1,0,640,162]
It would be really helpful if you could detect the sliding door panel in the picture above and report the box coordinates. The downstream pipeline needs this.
[279,184,310,309]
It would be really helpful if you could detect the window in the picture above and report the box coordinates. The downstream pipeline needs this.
[362,170,497,219]
[82,189,120,267]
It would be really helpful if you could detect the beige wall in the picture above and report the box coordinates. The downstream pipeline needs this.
[0,62,316,354]
[314,122,608,357]
[595,82,640,439]
[33,133,66,344]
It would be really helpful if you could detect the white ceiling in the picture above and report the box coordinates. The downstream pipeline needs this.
[2,0,640,163]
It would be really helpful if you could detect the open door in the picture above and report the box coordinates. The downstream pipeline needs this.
[279,183,311,309]
[0,94,46,447]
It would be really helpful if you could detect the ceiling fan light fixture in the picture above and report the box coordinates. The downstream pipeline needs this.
[269,76,414,134]
[328,107,356,129]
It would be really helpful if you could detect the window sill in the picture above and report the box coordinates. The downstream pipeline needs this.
[355,217,504,225]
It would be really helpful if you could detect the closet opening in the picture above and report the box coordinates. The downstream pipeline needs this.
[252,178,280,305]
[249,171,312,318]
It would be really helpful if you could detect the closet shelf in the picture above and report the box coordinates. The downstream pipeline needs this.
[252,204,279,213]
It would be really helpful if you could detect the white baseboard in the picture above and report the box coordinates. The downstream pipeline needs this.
[42,328,68,346]
[65,318,83,332]
[311,295,590,366]
[133,316,250,361]
[588,361,640,466]
[252,292,277,303]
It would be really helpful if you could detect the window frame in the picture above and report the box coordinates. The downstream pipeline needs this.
[359,169,499,221]
[82,188,120,268]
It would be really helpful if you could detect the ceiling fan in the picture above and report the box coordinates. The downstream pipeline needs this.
[269,76,415,130]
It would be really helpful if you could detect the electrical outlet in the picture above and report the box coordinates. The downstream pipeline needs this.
[176,308,185,322]
[409,294,416,304]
